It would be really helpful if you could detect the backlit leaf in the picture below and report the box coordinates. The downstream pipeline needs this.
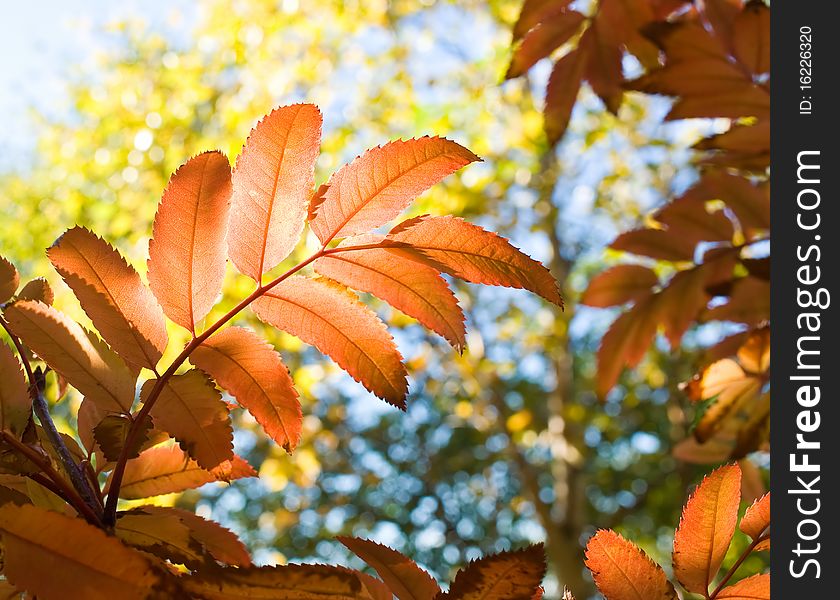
[148,151,232,333]
[4,301,136,414]
[47,227,168,370]
[138,505,251,567]
[584,530,677,600]
[732,1,770,75]
[0,504,161,600]
[252,276,408,407]
[740,492,770,541]
[315,235,466,350]
[442,544,546,599]
[673,463,742,594]
[112,444,255,500]
[543,45,587,145]
[512,0,574,41]
[581,265,658,308]
[0,256,19,303]
[610,229,696,262]
[716,573,770,599]
[144,370,233,470]
[181,564,370,599]
[16,278,54,305]
[228,104,322,281]
[388,215,563,307]
[190,326,302,452]
[338,537,440,600]
[310,137,479,244]
[0,341,30,437]
[506,10,585,79]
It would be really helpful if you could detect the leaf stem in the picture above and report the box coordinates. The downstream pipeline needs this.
[1,316,104,521]
[103,248,327,523]
[1,431,103,526]
[708,530,769,599]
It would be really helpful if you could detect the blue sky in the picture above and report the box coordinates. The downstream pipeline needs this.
[0,1,195,168]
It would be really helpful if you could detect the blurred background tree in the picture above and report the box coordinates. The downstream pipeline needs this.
[0,0,767,596]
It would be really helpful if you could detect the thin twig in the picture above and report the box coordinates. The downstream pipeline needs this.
[1,431,103,526]
[709,530,770,599]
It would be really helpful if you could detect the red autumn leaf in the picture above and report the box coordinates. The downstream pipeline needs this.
[740,492,770,541]
[228,104,322,281]
[653,196,735,245]
[190,326,302,452]
[512,0,575,41]
[309,137,479,245]
[441,544,546,599]
[144,370,234,470]
[338,537,440,600]
[252,276,408,407]
[0,504,162,600]
[314,234,466,350]
[584,530,677,600]
[596,293,660,398]
[506,10,585,79]
[581,264,658,308]
[4,301,136,414]
[388,215,563,307]
[110,444,255,500]
[610,228,696,262]
[47,227,168,370]
[15,278,54,305]
[0,255,19,303]
[585,19,623,114]
[732,1,770,75]
[180,564,370,599]
[672,463,742,595]
[0,341,30,437]
[704,277,770,325]
[543,44,587,145]
[148,150,232,333]
[716,573,770,599]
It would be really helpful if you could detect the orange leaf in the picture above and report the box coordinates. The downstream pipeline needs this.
[116,505,251,568]
[315,234,466,350]
[596,293,660,398]
[309,137,479,245]
[0,341,30,437]
[732,2,770,75]
[585,19,623,114]
[740,492,770,540]
[716,573,770,599]
[4,301,136,414]
[0,256,19,303]
[704,277,770,325]
[144,370,233,470]
[228,104,322,281]
[148,151,232,333]
[138,505,251,567]
[442,544,546,599]
[252,276,408,407]
[15,278,54,305]
[47,227,168,370]
[0,504,162,600]
[687,173,769,232]
[543,45,587,145]
[581,265,658,308]
[610,229,696,262]
[388,215,563,307]
[506,10,585,79]
[180,564,370,599]
[512,0,575,41]
[338,537,440,600]
[737,327,770,374]
[584,530,677,600]
[111,444,255,500]
[190,326,302,452]
[654,196,735,244]
[672,463,742,595]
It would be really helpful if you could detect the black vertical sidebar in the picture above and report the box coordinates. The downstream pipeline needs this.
[772,2,836,596]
